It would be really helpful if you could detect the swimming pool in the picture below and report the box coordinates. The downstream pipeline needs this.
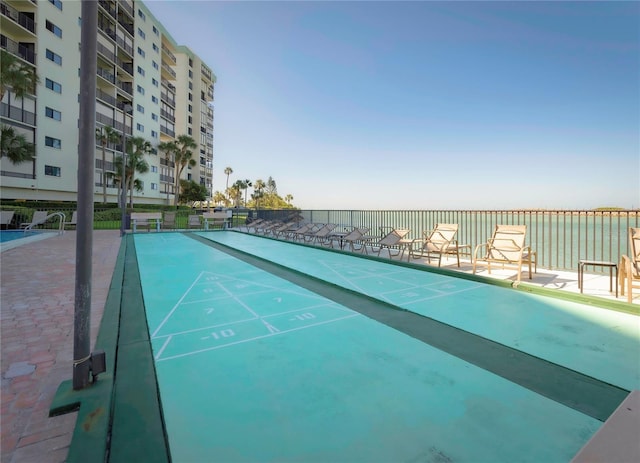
[56,231,640,462]
[0,230,57,251]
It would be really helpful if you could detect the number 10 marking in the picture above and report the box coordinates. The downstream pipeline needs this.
[210,329,235,340]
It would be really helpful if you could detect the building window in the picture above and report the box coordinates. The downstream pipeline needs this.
[151,130,158,138]
[137,47,145,58]
[152,25,158,36]
[189,70,193,78]
[45,136,61,149]
[46,49,62,65]
[151,183,158,190]
[188,116,192,124]
[45,165,61,177]
[45,78,62,93]
[151,166,158,173]
[189,58,193,67]
[152,60,159,70]
[188,82,193,90]
[152,43,159,53]
[151,78,158,87]
[136,123,144,132]
[152,114,158,121]
[137,104,144,114]
[45,107,61,121]
[151,96,158,104]
[49,0,62,10]
[137,66,145,76]
[138,9,146,20]
[188,127,192,135]
[188,104,192,113]
[137,85,145,95]
[138,28,146,39]
[46,20,62,38]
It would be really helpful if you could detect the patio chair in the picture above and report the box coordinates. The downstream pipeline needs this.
[292,223,324,242]
[163,211,177,230]
[336,227,370,252]
[187,214,202,229]
[305,223,338,246]
[268,221,297,238]
[619,227,640,303]
[20,210,49,229]
[1,210,15,229]
[473,224,536,283]
[410,223,464,266]
[367,228,412,259]
[64,211,78,230]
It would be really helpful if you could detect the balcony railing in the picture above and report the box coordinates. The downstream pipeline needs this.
[249,209,640,272]
[0,1,35,33]
[1,35,35,64]
[1,102,35,125]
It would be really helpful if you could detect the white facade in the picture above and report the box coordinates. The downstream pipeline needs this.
[0,0,215,205]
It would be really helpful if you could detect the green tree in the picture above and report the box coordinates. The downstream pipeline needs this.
[0,125,35,164]
[213,190,228,207]
[158,140,177,202]
[0,50,39,102]
[179,179,208,206]
[253,179,265,209]
[229,182,243,207]
[173,135,197,205]
[265,176,277,195]
[284,194,294,205]
[224,166,233,192]
[95,126,121,204]
[121,136,151,208]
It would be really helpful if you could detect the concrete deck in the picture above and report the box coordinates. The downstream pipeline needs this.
[0,230,637,463]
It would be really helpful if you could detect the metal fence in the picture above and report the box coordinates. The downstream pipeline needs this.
[250,209,640,272]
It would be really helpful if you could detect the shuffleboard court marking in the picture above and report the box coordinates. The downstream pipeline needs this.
[315,257,485,305]
[155,312,360,362]
[152,270,207,337]
[149,266,362,361]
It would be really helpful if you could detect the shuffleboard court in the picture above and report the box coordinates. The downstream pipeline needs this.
[202,231,640,392]
[134,233,605,462]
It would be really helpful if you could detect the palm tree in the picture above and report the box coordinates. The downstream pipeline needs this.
[0,125,35,164]
[0,50,39,102]
[213,191,227,207]
[253,179,265,209]
[158,140,177,203]
[95,126,121,203]
[284,194,294,205]
[224,166,233,203]
[242,179,252,206]
[228,183,242,207]
[173,134,197,205]
[124,136,151,208]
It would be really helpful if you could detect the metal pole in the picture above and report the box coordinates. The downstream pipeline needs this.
[73,0,98,390]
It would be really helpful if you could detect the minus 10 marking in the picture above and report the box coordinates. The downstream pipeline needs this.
[289,312,316,321]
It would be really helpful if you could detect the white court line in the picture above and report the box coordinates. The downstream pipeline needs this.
[151,302,343,340]
[152,315,258,340]
[156,313,360,362]
[152,270,207,337]
[154,335,173,360]
[400,284,486,306]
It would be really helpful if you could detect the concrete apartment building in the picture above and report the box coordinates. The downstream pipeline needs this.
[1,0,215,205]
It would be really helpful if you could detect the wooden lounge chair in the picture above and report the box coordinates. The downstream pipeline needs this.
[292,223,324,242]
[305,223,337,245]
[187,214,202,229]
[367,228,412,259]
[473,224,536,283]
[1,210,15,229]
[410,223,465,266]
[163,211,177,230]
[20,210,49,229]
[336,227,370,252]
[619,227,640,303]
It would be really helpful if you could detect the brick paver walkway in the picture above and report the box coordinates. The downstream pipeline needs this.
[1,230,121,463]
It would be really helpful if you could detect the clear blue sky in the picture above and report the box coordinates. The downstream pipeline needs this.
[145,1,639,210]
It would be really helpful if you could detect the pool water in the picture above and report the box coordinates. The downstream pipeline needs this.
[0,230,34,243]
